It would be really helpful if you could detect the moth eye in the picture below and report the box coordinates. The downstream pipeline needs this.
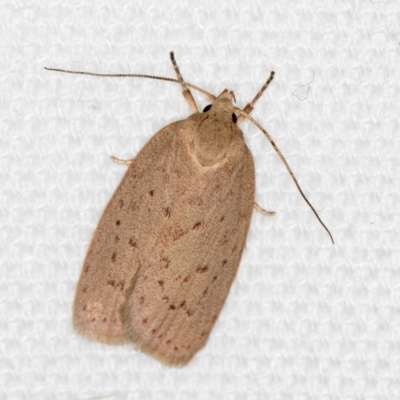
[203,104,212,112]
[232,113,237,123]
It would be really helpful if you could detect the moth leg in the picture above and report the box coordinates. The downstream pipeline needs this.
[254,202,275,216]
[110,156,132,165]
[237,71,275,125]
[169,51,198,113]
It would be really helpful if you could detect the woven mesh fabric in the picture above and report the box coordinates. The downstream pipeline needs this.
[1,1,400,399]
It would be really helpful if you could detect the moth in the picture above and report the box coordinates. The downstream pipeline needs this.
[46,53,332,366]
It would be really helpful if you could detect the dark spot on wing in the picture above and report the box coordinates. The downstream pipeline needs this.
[192,221,202,230]
[106,280,124,291]
[163,207,172,217]
[196,265,209,274]
[128,237,138,248]
[160,257,170,269]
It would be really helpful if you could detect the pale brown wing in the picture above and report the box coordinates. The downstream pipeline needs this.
[120,131,255,365]
[73,121,189,343]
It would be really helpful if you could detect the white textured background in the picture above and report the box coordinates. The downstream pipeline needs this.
[1,1,399,399]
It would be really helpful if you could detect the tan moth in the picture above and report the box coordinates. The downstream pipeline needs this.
[46,52,333,366]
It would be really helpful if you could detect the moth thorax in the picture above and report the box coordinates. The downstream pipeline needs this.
[194,111,235,167]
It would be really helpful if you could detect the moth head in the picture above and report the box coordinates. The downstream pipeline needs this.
[202,89,237,124]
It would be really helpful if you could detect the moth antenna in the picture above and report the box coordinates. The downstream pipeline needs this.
[236,71,275,125]
[169,51,198,113]
[236,108,334,244]
[44,68,216,101]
